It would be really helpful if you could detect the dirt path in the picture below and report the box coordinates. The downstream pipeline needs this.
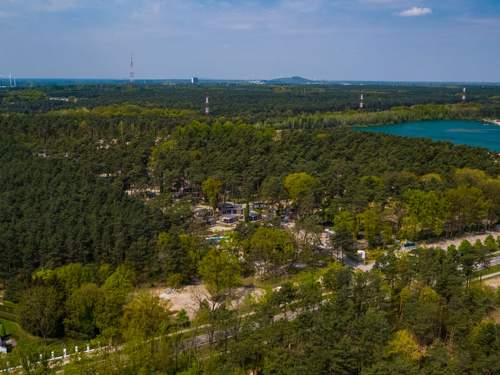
[422,231,500,250]
[484,275,500,289]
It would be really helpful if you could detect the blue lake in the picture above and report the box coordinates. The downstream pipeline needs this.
[358,120,500,152]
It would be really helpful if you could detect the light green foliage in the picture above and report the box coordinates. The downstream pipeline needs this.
[64,283,103,338]
[484,235,498,253]
[284,172,318,215]
[54,263,95,296]
[95,265,136,339]
[103,265,136,291]
[400,189,446,239]
[385,330,421,361]
[247,227,296,275]
[121,291,170,342]
[454,168,488,187]
[284,172,317,200]
[202,178,223,212]
[199,249,241,298]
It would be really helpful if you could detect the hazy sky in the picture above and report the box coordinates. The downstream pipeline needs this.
[1,0,499,81]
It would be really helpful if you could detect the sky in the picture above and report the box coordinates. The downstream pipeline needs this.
[0,0,499,82]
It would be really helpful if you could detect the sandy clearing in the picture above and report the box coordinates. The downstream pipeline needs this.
[208,225,236,233]
[152,284,265,319]
[422,231,500,250]
[152,284,210,319]
[490,309,500,324]
[483,276,500,289]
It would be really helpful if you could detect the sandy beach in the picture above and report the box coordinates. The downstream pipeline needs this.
[483,119,500,126]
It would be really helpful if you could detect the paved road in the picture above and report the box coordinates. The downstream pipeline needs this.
[489,256,500,267]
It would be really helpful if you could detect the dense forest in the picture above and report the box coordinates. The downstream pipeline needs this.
[1,83,500,374]
[2,83,500,120]
[0,139,168,291]
[2,118,500,285]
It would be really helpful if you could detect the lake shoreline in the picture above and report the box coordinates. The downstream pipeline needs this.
[483,119,500,126]
[359,120,500,152]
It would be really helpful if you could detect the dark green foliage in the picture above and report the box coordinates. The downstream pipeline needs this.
[18,286,63,339]
[2,83,500,120]
[152,122,499,203]
[0,139,167,283]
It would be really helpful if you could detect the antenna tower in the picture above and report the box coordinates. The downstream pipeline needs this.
[129,55,135,83]
[0,73,16,88]
[205,95,210,115]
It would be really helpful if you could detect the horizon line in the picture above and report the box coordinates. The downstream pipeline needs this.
[5,77,500,85]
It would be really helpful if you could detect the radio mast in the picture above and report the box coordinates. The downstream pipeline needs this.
[205,95,210,115]
[129,55,135,83]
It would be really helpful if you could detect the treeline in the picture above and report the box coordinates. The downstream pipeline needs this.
[2,83,500,119]
[0,105,201,141]
[270,103,500,129]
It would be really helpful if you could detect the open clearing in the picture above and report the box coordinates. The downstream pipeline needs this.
[422,230,500,249]
[152,284,265,319]
[490,309,500,324]
[483,275,500,289]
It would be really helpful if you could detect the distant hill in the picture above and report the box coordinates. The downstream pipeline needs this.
[264,76,316,85]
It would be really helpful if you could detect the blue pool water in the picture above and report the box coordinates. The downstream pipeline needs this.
[359,120,500,152]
